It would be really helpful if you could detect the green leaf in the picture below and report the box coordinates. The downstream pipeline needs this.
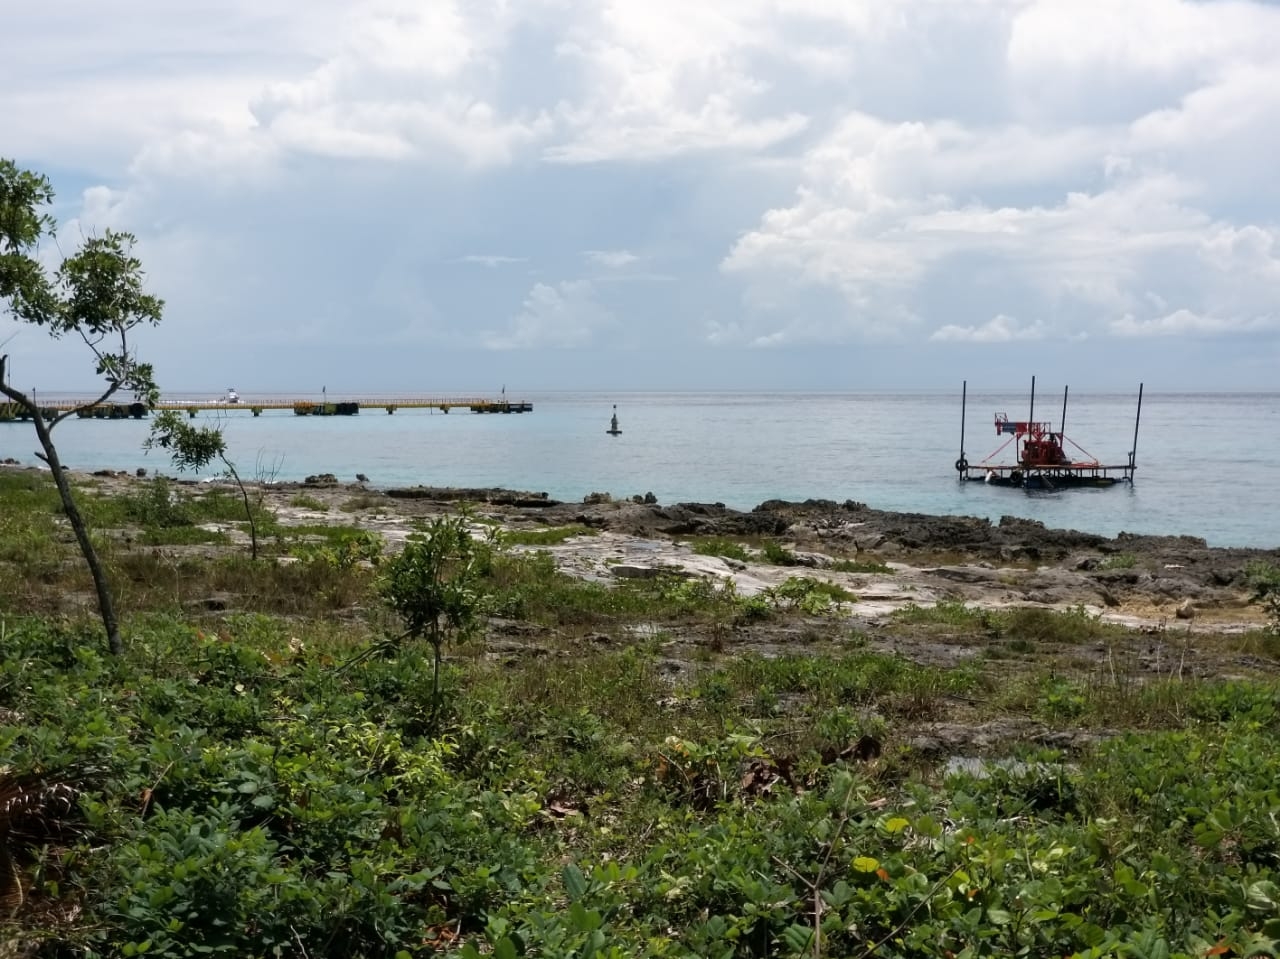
[562,863,589,901]
[1247,880,1280,913]
[569,901,604,933]
[781,924,814,954]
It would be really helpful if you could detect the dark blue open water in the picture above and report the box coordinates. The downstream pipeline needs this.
[4,390,1277,548]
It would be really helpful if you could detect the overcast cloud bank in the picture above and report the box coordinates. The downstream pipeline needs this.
[4,0,1278,391]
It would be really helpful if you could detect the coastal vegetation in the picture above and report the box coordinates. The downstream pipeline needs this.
[690,535,891,574]
[1,468,1279,957]
[1,158,165,655]
[145,409,264,560]
[498,525,598,547]
[1247,561,1280,635]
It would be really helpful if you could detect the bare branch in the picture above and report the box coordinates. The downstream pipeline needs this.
[49,379,122,428]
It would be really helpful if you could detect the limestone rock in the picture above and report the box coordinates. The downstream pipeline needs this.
[610,564,662,580]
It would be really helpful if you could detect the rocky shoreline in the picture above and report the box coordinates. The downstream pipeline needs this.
[10,463,1277,634]
[268,476,1277,635]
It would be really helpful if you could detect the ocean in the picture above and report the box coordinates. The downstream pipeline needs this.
[4,390,1278,549]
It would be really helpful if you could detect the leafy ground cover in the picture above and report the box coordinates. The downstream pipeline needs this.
[2,471,1279,957]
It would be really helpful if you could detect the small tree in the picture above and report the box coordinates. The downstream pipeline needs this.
[1,159,163,655]
[379,515,487,724]
[1246,562,1280,636]
[144,410,262,560]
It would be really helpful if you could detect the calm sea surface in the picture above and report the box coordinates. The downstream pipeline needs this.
[5,391,1278,549]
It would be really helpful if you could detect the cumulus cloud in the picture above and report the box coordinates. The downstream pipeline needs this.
[545,0,811,163]
[1110,309,1279,338]
[482,280,614,349]
[5,0,1280,388]
[931,315,1049,343]
[722,0,1280,348]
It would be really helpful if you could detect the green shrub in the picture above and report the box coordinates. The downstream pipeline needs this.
[690,537,752,563]
[4,608,1280,956]
[760,540,799,566]
[763,576,855,614]
[112,476,194,529]
[1098,552,1138,570]
[1246,561,1280,634]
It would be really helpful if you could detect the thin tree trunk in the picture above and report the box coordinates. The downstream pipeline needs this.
[431,630,443,729]
[224,459,258,560]
[29,408,123,655]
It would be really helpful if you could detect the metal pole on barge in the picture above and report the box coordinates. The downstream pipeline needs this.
[1060,385,1069,443]
[1028,375,1036,427]
[958,380,967,480]
[1128,382,1144,480]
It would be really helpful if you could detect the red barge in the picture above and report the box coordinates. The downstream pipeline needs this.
[955,377,1143,490]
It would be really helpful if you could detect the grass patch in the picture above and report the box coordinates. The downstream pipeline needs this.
[1098,552,1138,570]
[690,537,752,563]
[500,525,597,547]
[483,552,752,629]
[760,539,800,566]
[890,602,1123,646]
[829,558,893,574]
[892,600,992,629]
[288,493,330,512]
[283,522,371,546]
[1000,604,1121,645]
[138,526,231,547]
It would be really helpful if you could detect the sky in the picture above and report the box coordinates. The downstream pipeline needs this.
[3,0,1279,394]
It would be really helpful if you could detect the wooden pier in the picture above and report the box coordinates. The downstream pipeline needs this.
[1,396,533,422]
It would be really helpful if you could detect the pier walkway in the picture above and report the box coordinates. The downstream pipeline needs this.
[1,396,533,421]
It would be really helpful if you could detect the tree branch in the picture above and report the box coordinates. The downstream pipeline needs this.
[0,354,35,414]
[50,327,130,426]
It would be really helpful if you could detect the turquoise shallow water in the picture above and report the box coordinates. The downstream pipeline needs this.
[4,390,1277,548]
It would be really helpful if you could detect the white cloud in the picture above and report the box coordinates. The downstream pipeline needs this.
[1110,309,1279,338]
[103,0,556,177]
[544,0,816,163]
[6,0,1280,390]
[457,255,527,267]
[482,280,614,349]
[585,249,639,268]
[931,315,1048,343]
[721,0,1280,347]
